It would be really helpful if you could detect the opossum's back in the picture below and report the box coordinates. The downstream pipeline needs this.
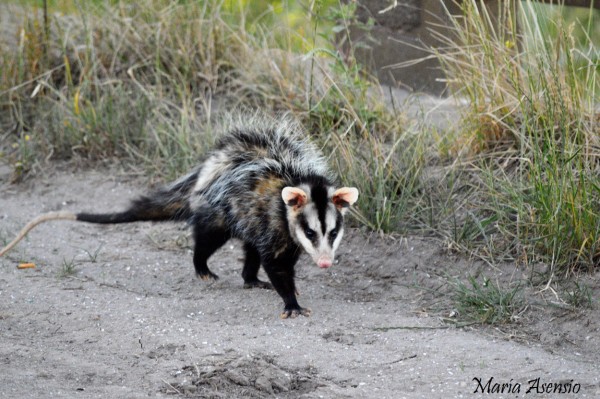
[214,115,333,180]
[202,167,286,216]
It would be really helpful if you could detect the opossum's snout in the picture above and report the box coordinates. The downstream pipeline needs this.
[309,251,334,268]
[304,232,338,269]
[317,256,332,269]
[282,185,359,268]
[302,242,335,269]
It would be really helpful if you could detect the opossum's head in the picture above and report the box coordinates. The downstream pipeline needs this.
[282,184,359,268]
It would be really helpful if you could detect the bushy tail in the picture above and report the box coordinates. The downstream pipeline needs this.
[0,172,198,257]
[78,171,197,224]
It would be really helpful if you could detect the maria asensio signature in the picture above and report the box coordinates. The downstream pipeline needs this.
[472,377,581,395]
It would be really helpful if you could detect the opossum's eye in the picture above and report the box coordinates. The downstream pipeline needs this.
[304,228,316,240]
[329,229,338,239]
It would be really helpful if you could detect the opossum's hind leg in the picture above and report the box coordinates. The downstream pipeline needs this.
[192,222,229,281]
[242,243,272,290]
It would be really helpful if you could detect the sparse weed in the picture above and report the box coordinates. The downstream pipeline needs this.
[562,281,594,309]
[59,256,77,277]
[453,275,523,325]
[0,229,8,248]
[80,244,103,263]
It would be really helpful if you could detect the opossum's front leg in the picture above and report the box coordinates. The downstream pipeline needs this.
[262,251,311,319]
[242,242,272,289]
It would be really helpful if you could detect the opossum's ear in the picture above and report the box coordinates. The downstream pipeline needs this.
[332,187,359,210]
[282,187,308,209]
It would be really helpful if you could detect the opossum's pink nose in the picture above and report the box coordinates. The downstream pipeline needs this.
[317,257,332,268]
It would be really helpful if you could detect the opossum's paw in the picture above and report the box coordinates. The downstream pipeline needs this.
[196,271,219,281]
[280,306,312,319]
[243,279,273,290]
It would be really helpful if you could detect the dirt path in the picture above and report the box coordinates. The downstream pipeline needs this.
[1,165,599,398]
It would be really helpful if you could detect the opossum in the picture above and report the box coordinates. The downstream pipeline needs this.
[0,113,359,319]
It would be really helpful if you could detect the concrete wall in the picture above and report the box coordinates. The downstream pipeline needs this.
[347,0,501,95]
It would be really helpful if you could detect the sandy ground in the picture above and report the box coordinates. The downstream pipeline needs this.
[1,164,599,399]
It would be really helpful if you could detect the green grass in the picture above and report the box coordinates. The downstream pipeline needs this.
[562,280,594,308]
[59,256,77,277]
[452,275,523,325]
[80,244,103,263]
[3,0,308,176]
[432,0,600,277]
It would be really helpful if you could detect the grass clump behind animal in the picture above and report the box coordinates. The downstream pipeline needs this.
[0,0,421,234]
[432,0,600,278]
